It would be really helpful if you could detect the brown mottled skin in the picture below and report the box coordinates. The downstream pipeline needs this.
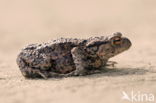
[16,32,132,79]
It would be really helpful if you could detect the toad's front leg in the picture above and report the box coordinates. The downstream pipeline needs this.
[65,46,89,76]
[106,61,118,67]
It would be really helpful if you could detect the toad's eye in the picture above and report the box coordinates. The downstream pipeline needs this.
[112,37,122,45]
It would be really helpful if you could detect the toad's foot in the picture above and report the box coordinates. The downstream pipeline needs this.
[106,61,118,67]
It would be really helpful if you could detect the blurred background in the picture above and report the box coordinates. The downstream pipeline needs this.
[0,0,156,103]
[0,0,156,53]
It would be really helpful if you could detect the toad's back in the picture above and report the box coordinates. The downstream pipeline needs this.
[17,38,87,76]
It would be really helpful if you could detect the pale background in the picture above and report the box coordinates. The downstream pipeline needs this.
[0,0,156,103]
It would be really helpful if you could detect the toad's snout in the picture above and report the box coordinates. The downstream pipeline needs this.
[122,37,132,50]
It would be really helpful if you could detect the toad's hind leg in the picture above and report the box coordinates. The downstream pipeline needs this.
[17,54,68,79]
[16,55,49,79]
[65,46,89,76]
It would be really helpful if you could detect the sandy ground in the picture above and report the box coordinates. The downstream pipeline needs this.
[0,0,156,103]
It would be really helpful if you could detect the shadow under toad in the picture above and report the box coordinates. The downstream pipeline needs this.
[29,66,154,80]
[49,67,152,80]
[84,67,153,78]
